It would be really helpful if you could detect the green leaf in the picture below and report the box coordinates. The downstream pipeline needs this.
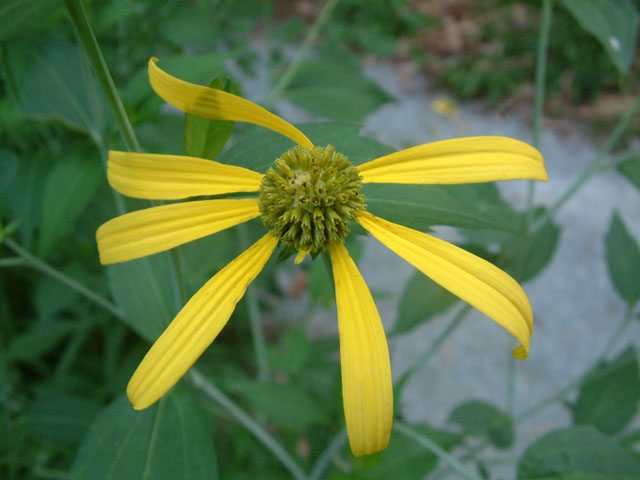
[20,35,106,140]
[268,329,312,376]
[0,0,62,42]
[449,400,513,449]
[572,347,640,435]
[20,389,101,445]
[35,273,80,321]
[37,150,103,259]
[235,380,328,429]
[0,148,18,192]
[106,252,177,342]
[393,271,458,335]
[6,319,76,361]
[517,426,640,479]
[284,60,392,121]
[218,121,393,173]
[617,156,640,191]
[355,425,463,480]
[605,212,640,305]
[501,216,561,282]
[72,388,217,480]
[184,78,235,160]
[560,0,639,73]
[364,183,522,233]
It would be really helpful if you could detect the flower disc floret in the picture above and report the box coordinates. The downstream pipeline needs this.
[259,145,365,255]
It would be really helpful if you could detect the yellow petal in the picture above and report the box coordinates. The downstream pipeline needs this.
[97,199,260,264]
[148,58,313,149]
[108,151,263,199]
[329,242,393,456]
[127,232,278,409]
[358,212,533,358]
[357,136,547,185]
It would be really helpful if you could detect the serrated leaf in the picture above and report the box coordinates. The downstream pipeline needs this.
[184,78,235,160]
[501,216,561,282]
[393,271,458,335]
[20,35,106,139]
[449,400,513,449]
[284,60,392,121]
[518,426,640,479]
[37,150,103,259]
[355,425,463,480]
[617,156,640,191]
[106,252,177,342]
[605,212,640,305]
[573,347,640,435]
[71,388,217,480]
[560,0,639,73]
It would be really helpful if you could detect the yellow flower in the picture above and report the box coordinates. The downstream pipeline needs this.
[96,58,548,457]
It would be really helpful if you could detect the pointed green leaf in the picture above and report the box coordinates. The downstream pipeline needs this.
[0,148,18,192]
[518,426,640,479]
[449,401,513,449]
[393,271,458,335]
[72,387,217,480]
[37,150,103,259]
[184,78,235,160]
[573,347,640,435]
[618,156,640,190]
[560,0,639,73]
[605,212,640,305]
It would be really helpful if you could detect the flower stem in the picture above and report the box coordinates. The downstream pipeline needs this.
[238,224,270,382]
[394,304,470,395]
[3,238,124,320]
[532,91,640,232]
[189,369,307,480]
[64,0,141,153]
[395,422,483,480]
[526,0,553,225]
[308,428,347,480]
[264,0,340,107]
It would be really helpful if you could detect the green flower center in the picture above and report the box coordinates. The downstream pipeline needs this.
[259,145,365,256]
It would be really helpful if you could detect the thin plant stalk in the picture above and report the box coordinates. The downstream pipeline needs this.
[190,369,307,480]
[308,428,347,480]
[4,238,124,320]
[264,0,340,107]
[395,422,483,480]
[526,0,553,224]
[65,0,141,153]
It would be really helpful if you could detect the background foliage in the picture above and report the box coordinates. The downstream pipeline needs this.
[1,0,639,479]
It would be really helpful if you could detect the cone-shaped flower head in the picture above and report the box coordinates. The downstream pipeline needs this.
[96,58,548,457]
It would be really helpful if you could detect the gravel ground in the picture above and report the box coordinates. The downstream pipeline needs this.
[232,47,640,478]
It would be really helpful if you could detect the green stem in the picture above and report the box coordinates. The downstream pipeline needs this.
[238,224,270,382]
[507,349,517,417]
[169,247,188,307]
[65,0,141,153]
[532,92,640,232]
[189,369,307,480]
[395,422,483,480]
[308,428,347,480]
[264,0,340,107]
[526,0,553,225]
[4,238,124,320]
[516,305,635,422]
[394,304,470,395]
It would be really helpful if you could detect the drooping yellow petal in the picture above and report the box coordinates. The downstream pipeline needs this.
[97,199,260,264]
[108,151,263,199]
[358,212,533,359]
[357,136,547,185]
[148,58,313,149]
[127,232,278,409]
[329,242,393,456]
